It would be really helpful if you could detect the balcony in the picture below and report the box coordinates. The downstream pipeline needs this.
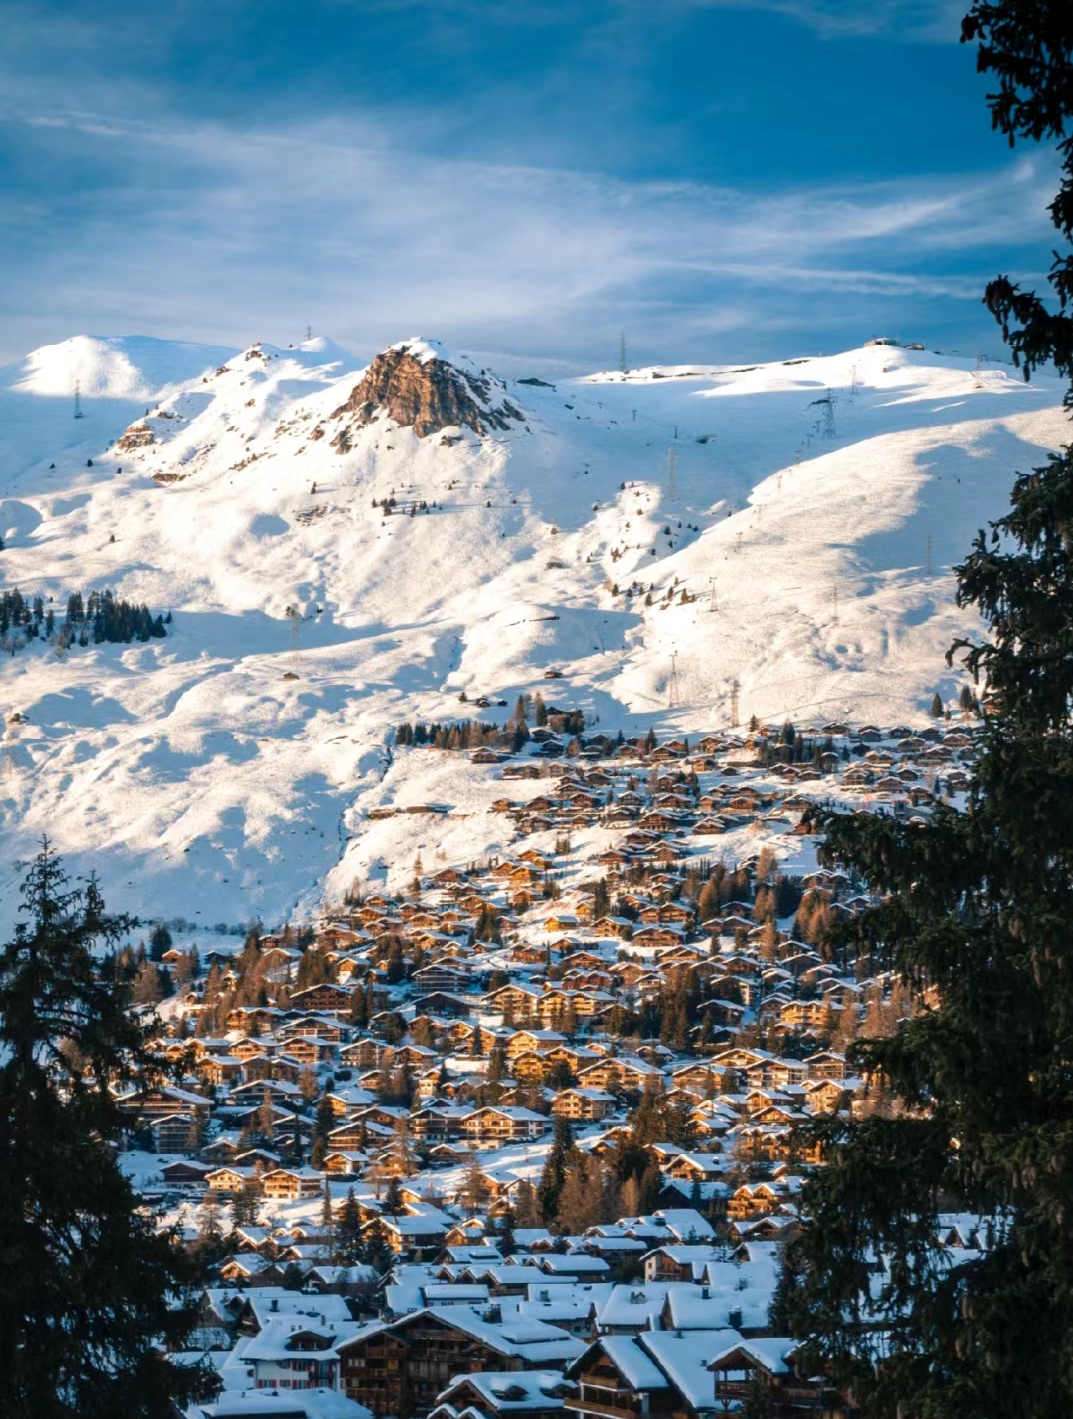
[565,1397,641,1419]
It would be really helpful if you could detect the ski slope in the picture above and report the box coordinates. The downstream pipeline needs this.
[0,331,1065,931]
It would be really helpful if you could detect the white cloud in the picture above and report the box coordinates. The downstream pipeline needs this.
[0,102,1054,364]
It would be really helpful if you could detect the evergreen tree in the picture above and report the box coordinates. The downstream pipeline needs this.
[382,1174,404,1217]
[337,1187,364,1265]
[460,1149,486,1214]
[537,1117,575,1224]
[556,1154,605,1235]
[636,1157,663,1216]
[788,12,1073,1416]
[148,922,172,961]
[0,844,214,1417]
[513,1179,543,1228]
[498,1204,517,1259]
[231,1179,262,1231]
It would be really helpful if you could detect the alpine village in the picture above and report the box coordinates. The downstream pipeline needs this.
[107,712,980,1419]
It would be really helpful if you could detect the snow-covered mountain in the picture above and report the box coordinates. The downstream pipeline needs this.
[0,329,1066,931]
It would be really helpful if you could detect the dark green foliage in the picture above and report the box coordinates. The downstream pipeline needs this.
[787,13,1073,1416]
[629,1076,696,1149]
[591,876,612,920]
[231,1180,261,1230]
[394,718,501,749]
[147,922,172,961]
[0,589,167,654]
[0,589,45,641]
[962,1,1073,390]
[382,1176,404,1217]
[66,589,167,643]
[537,1116,575,1223]
[473,903,502,944]
[0,843,214,1418]
[337,1187,364,1265]
[295,944,332,990]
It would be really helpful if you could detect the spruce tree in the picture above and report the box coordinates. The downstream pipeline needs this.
[337,1187,364,1265]
[537,1117,575,1224]
[0,843,214,1417]
[788,9,1073,1415]
[498,1204,517,1259]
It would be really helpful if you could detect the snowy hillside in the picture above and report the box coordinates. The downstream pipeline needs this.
[0,330,1066,932]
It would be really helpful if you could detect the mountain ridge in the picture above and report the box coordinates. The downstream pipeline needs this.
[0,331,1065,932]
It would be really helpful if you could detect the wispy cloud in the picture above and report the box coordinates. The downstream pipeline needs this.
[0,99,1050,365]
[0,0,1051,371]
[650,0,968,41]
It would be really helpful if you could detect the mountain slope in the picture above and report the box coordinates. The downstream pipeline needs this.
[0,332,1065,930]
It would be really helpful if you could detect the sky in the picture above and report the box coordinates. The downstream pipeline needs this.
[0,0,1061,372]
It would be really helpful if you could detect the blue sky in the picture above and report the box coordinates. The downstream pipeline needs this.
[0,0,1059,371]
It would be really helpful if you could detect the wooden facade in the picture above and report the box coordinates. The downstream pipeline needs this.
[339,1311,520,1415]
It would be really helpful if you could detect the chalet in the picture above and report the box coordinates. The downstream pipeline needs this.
[664,1152,723,1184]
[804,1050,847,1080]
[339,1307,578,1414]
[160,1158,215,1188]
[577,1056,662,1093]
[151,1113,198,1153]
[232,1316,353,1388]
[323,1150,366,1175]
[490,984,546,1019]
[551,1088,616,1122]
[289,982,354,1014]
[506,1029,566,1059]
[412,962,472,993]
[708,1338,849,1417]
[432,1371,574,1419]
[340,1037,395,1069]
[369,1212,450,1255]
[261,1166,325,1200]
[205,1165,261,1196]
[563,1338,676,1419]
[464,1107,549,1144]
[218,1253,280,1284]
[117,1085,212,1125]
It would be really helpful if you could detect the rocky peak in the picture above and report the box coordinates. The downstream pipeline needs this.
[330,338,524,443]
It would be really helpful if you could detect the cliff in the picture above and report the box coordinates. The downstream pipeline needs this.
[330,339,524,442]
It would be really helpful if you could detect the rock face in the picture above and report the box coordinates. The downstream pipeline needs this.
[115,421,155,452]
[330,341,524,441]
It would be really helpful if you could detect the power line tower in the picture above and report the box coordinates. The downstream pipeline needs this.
[707,576,718,613]
[73,380,85,420]
[285,603,301,666]
[668,651,681,709]
[849,364,859,400]
[619,333,629,375]
[809,394,836,438]
[730,678,741,729]
[665,446,678,502]
[306,324,313,342]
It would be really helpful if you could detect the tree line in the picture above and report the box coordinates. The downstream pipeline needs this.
[0,586,169,653]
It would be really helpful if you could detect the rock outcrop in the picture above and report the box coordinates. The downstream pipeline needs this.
[330,340,524,441]
[115,421,155,452]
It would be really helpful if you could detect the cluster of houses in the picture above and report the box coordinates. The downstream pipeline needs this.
[129,719,980,1419]
[187,1206,990,1419]
[485,720,976,842]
